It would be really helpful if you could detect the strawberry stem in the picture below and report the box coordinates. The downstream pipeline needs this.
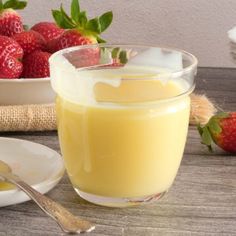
[197,112,229,152]
[52,0,113,42]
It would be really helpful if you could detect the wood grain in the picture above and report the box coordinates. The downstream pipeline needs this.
[0,68,236,236]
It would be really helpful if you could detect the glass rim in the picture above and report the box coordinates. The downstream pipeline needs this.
[49,44,197,105]
[49,43,198,75]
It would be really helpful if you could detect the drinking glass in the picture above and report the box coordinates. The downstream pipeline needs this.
[49,45,197,207]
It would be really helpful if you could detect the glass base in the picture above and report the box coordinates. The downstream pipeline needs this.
[75,188,167,207]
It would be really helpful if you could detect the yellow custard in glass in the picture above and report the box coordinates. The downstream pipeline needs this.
[56,67,190,198]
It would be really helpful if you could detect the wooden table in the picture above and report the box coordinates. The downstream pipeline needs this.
[0,68,236,236]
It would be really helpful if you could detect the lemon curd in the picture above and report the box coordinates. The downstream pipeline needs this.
[0,161,14,191]
[56,66,191,199]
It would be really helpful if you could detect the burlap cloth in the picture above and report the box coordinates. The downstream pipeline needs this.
[0,94,216,132]
[0,103,56,132]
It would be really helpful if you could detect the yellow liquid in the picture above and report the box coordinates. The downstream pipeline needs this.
[0,162,15,191]
[56,73,190,198]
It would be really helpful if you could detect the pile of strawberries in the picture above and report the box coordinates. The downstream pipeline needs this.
[0,0,113,79]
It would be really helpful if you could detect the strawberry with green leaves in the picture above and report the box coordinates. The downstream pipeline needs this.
[0,0,26,37]
[48,0,113,53]
[198,112,236,153]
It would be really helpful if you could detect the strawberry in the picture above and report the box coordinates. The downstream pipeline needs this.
[47,29,97,53]
[48,0,113,53]
[12,30,46,56]
[31,22,64,43]
[198,112,236,153]
[22,51,51,78]
[63,46,100,68]
[0,0,26,37]
[0,35,23,78]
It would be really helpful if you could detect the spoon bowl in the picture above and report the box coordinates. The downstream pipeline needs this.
[0,159,95,234]
[0,160,15,190]
[0,160,11,173]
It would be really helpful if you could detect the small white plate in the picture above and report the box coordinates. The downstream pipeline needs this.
[0,78,55,105]
[0,137,64,207]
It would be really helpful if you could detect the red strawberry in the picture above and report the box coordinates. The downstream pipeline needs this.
[0,35,23,78]
[47,29,97,53]
[48,0,113,53]
[63,46,100,68]
[0,0,26,36]
[22,51,51,78]
[12,30,46,56]
[198,112,236,153]
[31,22,64,43]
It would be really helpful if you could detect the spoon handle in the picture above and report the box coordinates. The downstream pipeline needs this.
[0,172,95,234]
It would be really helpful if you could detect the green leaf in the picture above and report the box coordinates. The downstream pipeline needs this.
[119,50,128,64]
[197,124,204,136]
[208,119,222,134]
[78,11,87,27]
[198,124,214,152]
[111,47,120,59]
[86,17,101,34]
[201,127,213,146]
[3,0,26,9]
[52,10,64,27]
[99,11,113,32]
[71,0,80,23]
[215,112,229,119]
[15,1,26,9]
[97,36,106,43]
[0,0,3,10]
[59,4,76,29]
[23,24,29,31]
[3,0,17,9]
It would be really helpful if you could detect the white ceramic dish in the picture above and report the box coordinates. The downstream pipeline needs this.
[0,137,64,207]
[0,78,55,105]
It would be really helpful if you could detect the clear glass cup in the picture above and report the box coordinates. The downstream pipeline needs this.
[49,45,198,207]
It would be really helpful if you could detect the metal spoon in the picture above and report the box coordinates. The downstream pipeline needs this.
[0,160,95,234]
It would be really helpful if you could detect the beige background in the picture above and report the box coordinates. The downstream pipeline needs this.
[21,0,236,67]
